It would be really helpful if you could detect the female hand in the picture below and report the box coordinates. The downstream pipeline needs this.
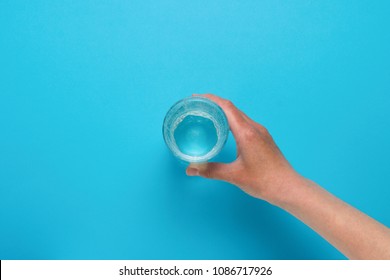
[186,93,302,205]
[186,93,390,259]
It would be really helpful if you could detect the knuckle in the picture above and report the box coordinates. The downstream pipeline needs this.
[223,100,234,109]
[257,124,269,135]
[202,168,212,178]
[243,127,258,141]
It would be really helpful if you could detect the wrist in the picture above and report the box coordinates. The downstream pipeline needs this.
[264,172,312,208]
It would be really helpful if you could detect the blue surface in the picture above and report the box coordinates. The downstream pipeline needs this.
[1,1,389,260]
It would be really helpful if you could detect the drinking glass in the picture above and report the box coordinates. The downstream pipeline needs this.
[163,96,229,163]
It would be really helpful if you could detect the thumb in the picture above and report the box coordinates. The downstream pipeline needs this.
[186,162,231,181]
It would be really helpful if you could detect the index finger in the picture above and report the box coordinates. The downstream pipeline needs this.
[193,93,249,142]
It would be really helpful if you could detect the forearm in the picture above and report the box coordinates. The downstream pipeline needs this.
[270,176,390,259]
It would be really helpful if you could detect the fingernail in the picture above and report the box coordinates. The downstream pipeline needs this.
[187,168,199,176]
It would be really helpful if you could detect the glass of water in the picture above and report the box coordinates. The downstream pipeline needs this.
[163,96,229,163]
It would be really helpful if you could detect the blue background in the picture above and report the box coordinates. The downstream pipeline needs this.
[1,1,389,260]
